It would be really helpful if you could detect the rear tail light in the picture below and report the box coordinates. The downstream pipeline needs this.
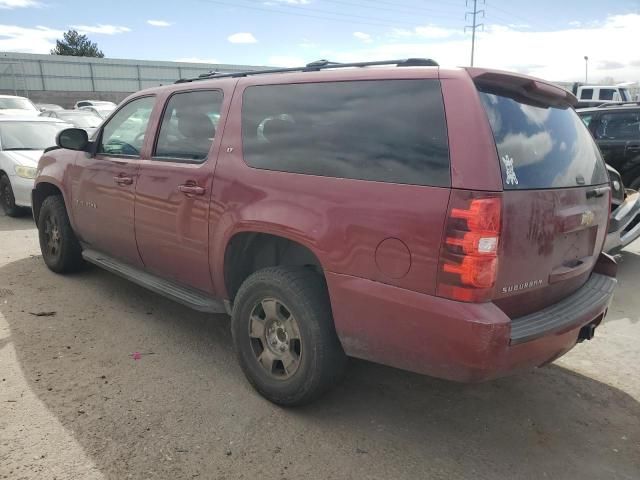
[437,191,502,302]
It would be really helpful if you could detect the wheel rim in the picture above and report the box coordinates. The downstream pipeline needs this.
[248,298,302,380]
[43,213,62,258]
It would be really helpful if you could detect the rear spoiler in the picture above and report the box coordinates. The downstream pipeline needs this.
[467,68,578,108]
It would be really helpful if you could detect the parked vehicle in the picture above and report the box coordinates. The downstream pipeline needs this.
[73,100,116,110]
[0,117,71,216]
[0,95,40,117]
[33,60,617,405]
[79,105,116,119]
[36,103,64,112]
[604,164,640,253]
[572,83,634,108]
[39,109,102,137]
[577,103,640,189]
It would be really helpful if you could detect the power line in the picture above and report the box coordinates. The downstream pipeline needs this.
[465,0,484,66]
[318,0,461,20]
[196,0,454,28]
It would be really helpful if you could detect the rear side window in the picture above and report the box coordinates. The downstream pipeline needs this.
[479,90,607,189]
[580,88,593,100]
[599,89,615,101]
[154,90,223,162]
[241,80,450,187]
[595,112,640,140]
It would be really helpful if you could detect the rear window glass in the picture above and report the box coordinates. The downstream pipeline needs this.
[241,80,450,187]
[478,90,608,189]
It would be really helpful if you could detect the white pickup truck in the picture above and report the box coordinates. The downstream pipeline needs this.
[572,83,634,108]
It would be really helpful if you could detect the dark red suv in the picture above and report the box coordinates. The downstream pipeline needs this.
[33,59,617,406]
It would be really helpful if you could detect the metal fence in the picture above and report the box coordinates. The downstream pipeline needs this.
[0,51,267,96]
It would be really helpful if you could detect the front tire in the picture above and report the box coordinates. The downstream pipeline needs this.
[231,267,346,406]
[0,175,25,217]
[37,195,84,273]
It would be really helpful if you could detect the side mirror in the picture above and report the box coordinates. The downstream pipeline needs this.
[56,128,89,151]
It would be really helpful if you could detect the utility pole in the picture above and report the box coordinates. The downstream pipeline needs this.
[465,0,484,67]
[584,56,589,83]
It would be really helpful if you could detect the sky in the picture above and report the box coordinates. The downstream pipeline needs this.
[0,0,638,83]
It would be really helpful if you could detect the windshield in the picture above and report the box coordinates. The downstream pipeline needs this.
[0,97,37,111]
[58,112,102,128]
[478,89,608,189]
[0,121,67,150]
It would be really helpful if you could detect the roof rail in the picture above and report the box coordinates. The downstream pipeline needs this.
[596,101,640,108]
[174,58,439,84]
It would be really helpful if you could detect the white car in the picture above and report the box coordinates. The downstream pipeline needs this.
[0,117,71,216]
[79,104,116,119]
[0,94,40,117]
[73,99,116,110]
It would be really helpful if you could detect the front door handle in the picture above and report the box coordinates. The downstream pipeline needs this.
[114,175,133,185]
[626,144,640,152]
[178,184,205,196]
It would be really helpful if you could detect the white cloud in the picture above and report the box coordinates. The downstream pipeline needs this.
[0,0,41,8]
[0,24,61,53]
[228,32,257,44]
[267,55,305,67]
[147,20,172,27]
[353,32,372,43]
[568,20,582,27]
[327,13,640,82]
[391,25,458,39]
[176,57,220,64]
[298,39,318,48]
[71,24,131,35]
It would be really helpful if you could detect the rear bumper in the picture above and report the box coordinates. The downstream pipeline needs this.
[327,272,616,382]
[604,190,640,253]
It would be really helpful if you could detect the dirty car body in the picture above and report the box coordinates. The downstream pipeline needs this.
[32,61,617,404]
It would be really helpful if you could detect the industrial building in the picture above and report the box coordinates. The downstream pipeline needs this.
[0,51,267,107]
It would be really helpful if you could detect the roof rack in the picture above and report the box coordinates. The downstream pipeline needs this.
[175,58,439,84]
[596,101,640,108]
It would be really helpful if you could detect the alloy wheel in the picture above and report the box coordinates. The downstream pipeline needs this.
[248,298,302,380]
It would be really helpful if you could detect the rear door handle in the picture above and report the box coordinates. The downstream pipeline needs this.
[114,175,133,186]
[178,184,205,196]
[626,144,640,152]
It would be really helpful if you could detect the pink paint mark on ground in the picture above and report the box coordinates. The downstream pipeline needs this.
[132,352,142,361]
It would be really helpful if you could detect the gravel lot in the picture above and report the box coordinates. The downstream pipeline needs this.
[1,213,639,480]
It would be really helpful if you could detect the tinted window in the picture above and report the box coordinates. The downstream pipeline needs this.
[154,90,223,162]
[579,114,593,127]
[241,80,450,187]
[595,112,640,140]
[479,90,607,189]
[580,88,593,100]
[599,89,615,101]
[98,96,155,156]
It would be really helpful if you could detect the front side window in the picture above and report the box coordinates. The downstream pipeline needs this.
[595,112,640,140]
[599,89,615,101]
[154,90,223,162]
[580,88,593,100]
[0,97,37,111]
[98,96,155,156]
[241,80,450,187]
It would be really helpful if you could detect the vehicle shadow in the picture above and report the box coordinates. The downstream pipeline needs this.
[0,213,36,232]
[1,256,639,480]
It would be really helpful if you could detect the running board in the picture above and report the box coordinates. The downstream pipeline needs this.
[82,249,226,314]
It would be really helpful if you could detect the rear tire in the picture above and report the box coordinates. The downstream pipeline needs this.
[37,195,84,273]
[231,266,346,406]
[0,175,25,217]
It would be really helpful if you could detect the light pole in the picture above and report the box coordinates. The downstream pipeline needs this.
[584,55,589,83]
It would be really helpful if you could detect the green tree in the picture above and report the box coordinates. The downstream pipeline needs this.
[50,30,104,58]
